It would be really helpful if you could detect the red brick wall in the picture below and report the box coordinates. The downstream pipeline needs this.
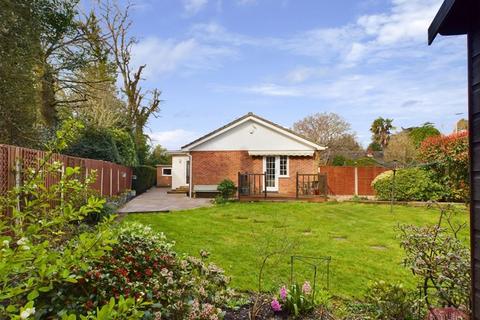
[156,166,172,187]
[319,166,387,196]
[190,151,316,195]
[278,157,316,195]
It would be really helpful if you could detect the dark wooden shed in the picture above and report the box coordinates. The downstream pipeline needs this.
[429,0,480,317]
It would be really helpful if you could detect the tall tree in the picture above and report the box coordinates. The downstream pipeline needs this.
[69,12,125,129]
[404,122,441,147]
[100,1,161,163]
[370,117,394,150]
[292,112,360,151]
[34,0,94,129]
[0,1,41,146]
[384,132,417,165]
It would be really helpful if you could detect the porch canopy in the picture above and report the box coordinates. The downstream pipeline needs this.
[247,150,314,156]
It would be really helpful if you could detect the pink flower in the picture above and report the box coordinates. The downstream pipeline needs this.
[280,286,287,300]
[302,281,312,295]
[271,298,282,312]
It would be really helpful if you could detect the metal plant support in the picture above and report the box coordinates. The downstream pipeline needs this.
[290,255,332,302]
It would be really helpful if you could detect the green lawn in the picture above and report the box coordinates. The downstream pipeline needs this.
[123,202,469,299]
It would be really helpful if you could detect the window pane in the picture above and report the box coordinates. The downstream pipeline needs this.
[280,156,287,176]
[163,168,172,175]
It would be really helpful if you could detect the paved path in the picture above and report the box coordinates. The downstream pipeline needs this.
[118,188,212,213]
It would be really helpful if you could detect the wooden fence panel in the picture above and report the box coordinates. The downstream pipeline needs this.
[357,167,387,195]
[319,166,387,196]
[319,166,356,195]
[0,144,132,197]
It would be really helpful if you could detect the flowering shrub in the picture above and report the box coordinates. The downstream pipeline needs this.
[419,131,469,201]
[65,222,233,320]
[271,281,329,318]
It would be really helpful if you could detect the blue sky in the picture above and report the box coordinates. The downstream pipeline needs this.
[114,0,467,149]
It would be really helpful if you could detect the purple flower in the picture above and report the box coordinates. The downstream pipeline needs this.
[271,298,282,312]
[280,286,287,300]
[302,281,312,295]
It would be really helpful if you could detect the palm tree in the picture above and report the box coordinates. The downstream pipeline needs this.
[370,117,394,150]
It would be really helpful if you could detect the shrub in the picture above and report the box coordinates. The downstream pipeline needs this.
[372,168,445,201]
[66,127,122,164]
[66,127,138,167]
[332,155,346,166]
[399,205,470,311]
[65,222,233,319]
[132,165,156,195]
[217,179,236,201]
[364,281,416,320]
[419,132,469,201]
[0,120,116,319]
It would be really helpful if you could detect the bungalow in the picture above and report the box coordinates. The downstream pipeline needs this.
[166,113,326,198]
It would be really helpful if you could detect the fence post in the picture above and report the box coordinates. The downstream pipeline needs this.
[110,166,113,196]
[100,167,104,196]
[354,167,358,196]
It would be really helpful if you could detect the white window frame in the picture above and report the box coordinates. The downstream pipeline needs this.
[162,167,172,176]
[279,156,289,178]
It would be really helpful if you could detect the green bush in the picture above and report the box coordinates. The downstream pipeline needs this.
[364,281,416,320]
[372,168,445,201]
[217,179,236,201]
[132,165,156,195]
[332,155,346,166]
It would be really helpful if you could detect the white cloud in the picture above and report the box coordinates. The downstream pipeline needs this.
[182,0,208,16]
[150,129,198,150]
[285,66,316,83]
[132,37,235,80]
[246,83,302,97]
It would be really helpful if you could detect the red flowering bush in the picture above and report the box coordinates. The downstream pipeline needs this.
[64,223,233,320]
[419,131,469,201]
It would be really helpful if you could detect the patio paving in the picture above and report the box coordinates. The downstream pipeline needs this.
[118,187,212,213]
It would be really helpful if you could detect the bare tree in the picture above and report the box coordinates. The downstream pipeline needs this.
[292,112,361,151]
[384,132,417,165]
[100,1,161,146]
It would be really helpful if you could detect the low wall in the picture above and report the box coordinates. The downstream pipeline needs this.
[319,166,387,196]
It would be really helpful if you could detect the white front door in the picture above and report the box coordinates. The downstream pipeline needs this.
[264,156,279,192]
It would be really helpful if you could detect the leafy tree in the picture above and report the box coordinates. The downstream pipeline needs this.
[292,112,361,151]
[70,12,125,130]
[0,1,41,147]
[65,126,137,166]
[384,132,417,165]
[405,122,441,147]
[370,117,394,150]
[367,141,382,152]
[455,118,468,132]
[34,0,94,128]
[145,145,171,166]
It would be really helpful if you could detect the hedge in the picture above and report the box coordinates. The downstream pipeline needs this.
[132,165,157,195]
[372,168,445,201]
